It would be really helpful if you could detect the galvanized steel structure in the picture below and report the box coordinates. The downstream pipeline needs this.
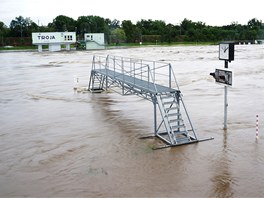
[88,55,206,148]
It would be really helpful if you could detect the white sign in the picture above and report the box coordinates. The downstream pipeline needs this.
[32,32,76,44]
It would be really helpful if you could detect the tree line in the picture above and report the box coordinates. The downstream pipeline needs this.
[0,15,263,46]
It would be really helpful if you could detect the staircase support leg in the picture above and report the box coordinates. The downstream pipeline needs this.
[106,76,108,91]
[153,97,157,135]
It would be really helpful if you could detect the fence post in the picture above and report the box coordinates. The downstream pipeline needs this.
[256,114,259,139]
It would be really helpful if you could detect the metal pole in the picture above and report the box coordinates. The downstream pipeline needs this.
[224,85,228,130]
[153,96,157,135]
[169,64,172,88]
[256,114,259,139]
[224,60,228,130]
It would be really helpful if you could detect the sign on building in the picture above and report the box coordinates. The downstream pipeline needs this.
[32,32,76,52]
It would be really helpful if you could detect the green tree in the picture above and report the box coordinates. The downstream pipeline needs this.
[248,18,262,29]
[110,28,126,44]
[247,18,262,40]
[133,26,142,42]
[76,15,110,40]
[122,20,135,42]
[48,15,76,32]
[0,21,9,46]
[10,16,37,37]
[136,19,166,42]
[109,19,121,29]
[164,23,177,43]
[0,21,8,36]
[152,20,166,42]
[136,19,153,35]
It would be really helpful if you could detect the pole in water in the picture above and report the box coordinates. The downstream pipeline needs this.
[223,60,228,130]
[256,114,259,139]
[224,86,228,130]
[73,75,79,90]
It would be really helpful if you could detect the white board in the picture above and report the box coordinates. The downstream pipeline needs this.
[32,32,76,44]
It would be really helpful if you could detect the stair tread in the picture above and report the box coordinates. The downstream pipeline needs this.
[167,113,181,117]
[173,130,188,134]
[169,118,182,122]
[165,107,179,111]
[171,125,185,129]
[163,101,175,105]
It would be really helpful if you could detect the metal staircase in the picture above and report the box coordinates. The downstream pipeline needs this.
[89,56,107,93]
[155,92,197,146]
[89,70,105,92]
[88,55,212,148]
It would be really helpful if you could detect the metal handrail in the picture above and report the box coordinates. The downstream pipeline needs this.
[92,55,179,93]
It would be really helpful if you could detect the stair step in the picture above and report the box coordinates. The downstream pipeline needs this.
[93,82,101,85]
[173,130,188,134]
[167,113,181,117]
[169,118,182,123]
[156,130,188,136]
[165,107,178,111]
[171,125,185,129]
[163,101,175,105]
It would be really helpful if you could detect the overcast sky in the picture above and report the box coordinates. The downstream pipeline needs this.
[0,0,263,27]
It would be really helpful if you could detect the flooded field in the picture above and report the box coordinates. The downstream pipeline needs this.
[0,45,264,197]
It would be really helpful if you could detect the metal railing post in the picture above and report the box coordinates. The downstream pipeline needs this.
[122,57,124,95]
[153,61,155,83]
[140,60,143,80]
[113,56,116,77]
[105,55,109,91]
[148,65,150,89]
[133,62,135,85]
[169,64,172,88]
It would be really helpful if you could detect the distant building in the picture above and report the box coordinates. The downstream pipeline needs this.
[32,32,76,52]
[257,40,264,44]
[84,33,105,50]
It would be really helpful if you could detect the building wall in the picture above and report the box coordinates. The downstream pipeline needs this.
[84,33,105,49]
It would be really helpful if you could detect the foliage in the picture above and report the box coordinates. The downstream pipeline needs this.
[110,28,126,44]
[76,15,110,41]
[48,15,76,32]
[9,16,38,37]
[122,20,137,42]
[0,15,263,46]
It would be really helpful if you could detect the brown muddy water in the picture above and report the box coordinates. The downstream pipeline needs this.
[0,45,264,197]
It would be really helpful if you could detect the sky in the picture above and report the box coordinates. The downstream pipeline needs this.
[0,0,263,27]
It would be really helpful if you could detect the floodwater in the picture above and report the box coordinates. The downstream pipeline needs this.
[0,44,264,197]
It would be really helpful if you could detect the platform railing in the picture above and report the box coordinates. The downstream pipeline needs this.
[92,55,180,92]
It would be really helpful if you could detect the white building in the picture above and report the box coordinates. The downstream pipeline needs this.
[84,33,105,50]
[32,32,76,52]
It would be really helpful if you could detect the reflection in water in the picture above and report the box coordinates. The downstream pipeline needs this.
[211,129,235,197]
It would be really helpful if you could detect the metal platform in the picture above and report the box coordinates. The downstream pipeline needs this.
[88,55,213,148]
[93,68,176,94]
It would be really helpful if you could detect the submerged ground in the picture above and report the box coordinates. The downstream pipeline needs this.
[0,45,264,197]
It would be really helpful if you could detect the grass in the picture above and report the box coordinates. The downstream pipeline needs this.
[107,41,217,47]
[0,46,38,50]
